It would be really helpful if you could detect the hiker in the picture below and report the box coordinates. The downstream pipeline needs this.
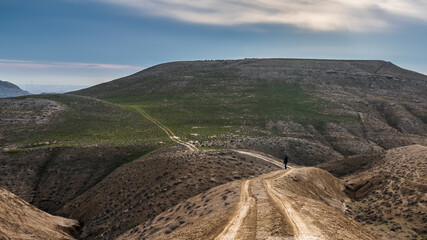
[283,154,289,169]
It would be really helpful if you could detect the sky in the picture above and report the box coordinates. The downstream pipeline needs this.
[1,0,426,91]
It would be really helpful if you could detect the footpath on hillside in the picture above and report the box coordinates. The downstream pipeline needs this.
[132,106,198,152]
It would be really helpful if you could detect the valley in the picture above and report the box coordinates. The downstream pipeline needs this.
[0,59,426,239]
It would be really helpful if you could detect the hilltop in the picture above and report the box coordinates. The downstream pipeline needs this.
[0,80,30,98]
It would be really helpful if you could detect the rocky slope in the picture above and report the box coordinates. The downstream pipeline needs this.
[0,187,78,239]
[344,145,427,240]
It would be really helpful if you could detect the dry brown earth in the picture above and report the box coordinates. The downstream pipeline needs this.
[344,145,427,240]
[58,147,281,239]
[0,145,154,213]
[119,167,379,240]
[0,187,78,240]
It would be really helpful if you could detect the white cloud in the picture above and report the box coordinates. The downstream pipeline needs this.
[97,0,427,31]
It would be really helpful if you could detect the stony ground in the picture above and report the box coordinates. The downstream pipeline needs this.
[0,187,78,240]
[345,145,427,240]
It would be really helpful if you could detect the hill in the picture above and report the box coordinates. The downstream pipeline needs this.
[0,187,78,239]
[74,59,427,164]
[0,94,166,150]
[345,145,426,239]
[0,80,30,98]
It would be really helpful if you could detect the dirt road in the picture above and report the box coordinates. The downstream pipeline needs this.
[132,106,198,152]
[234,150,284,168]
[215,151,320,239]
[215,151,379,239]
[215,167,326,240]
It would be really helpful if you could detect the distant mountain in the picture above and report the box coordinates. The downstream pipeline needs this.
[0,80,30,98]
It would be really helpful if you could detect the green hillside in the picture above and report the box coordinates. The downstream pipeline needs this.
[72,59,426,162]
[76,61,358,140]
[1,94,166,150]
[3,58,426,159]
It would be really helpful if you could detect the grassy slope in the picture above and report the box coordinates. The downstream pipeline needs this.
[3,94,168,149]
[72,59,427,160]
[97,67,352,141]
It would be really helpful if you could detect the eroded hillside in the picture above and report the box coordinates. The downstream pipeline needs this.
[58,147,281,239]
[0,187,78,240]
[344,145,427,239]
[118,167,379,240]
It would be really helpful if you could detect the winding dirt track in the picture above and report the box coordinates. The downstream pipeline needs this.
[214,180,256,240]
[132,106,198,152]
[234,150,284,168]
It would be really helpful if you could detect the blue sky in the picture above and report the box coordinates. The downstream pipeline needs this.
[1,0,426,89]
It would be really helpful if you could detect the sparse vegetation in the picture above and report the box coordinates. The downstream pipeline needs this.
[1,94,168,149]
[101,71,352,141]
[1,59,426,240]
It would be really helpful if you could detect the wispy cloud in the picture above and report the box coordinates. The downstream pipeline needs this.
[0,59,142,70]
[96,0,427,31]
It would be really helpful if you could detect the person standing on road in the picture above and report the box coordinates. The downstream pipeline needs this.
[283,154,289,169]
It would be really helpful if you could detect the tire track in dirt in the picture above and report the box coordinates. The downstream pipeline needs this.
[215,179,256,240]
[132,106,198,152]
[234,150,284,168]
[217,150,326,239]
[263,170,325,240]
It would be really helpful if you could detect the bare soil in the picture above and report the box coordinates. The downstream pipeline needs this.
[344,145,427,240]
[0,145,154,213]
[119,156,379,240]
[58,147,281,239]
[0,187,78,240]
